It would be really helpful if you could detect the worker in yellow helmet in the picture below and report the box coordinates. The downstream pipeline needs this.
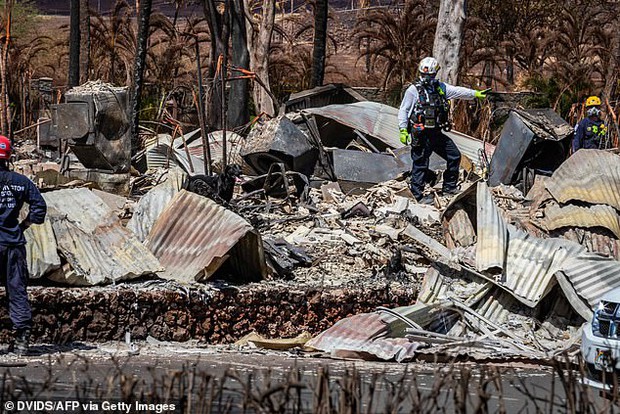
[573,96,607,152]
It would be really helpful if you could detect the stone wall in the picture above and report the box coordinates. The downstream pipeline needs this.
[0,284,416,344]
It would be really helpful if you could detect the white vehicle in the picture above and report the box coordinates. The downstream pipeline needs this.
[582,286,620,391]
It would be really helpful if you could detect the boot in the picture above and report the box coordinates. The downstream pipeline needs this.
[9,328,31,356]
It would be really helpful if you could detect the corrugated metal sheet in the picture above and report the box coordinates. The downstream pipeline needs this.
[24,220,61,278]
[43,188,162,285]
[476,182,510,271]
[546,149,620,210]
[303,102,402,149]
[562,252,620,311]
[144,190,267,283]
[144,130,243,174]
[558,228,620,260]
[544,203,620,238]
[303,102,489,169]
[445,130,494,170]
[285,84,366,112]
[127,168,186,242]
[472,181,620,318]
[305,312,422,362]
[475,182,585,307]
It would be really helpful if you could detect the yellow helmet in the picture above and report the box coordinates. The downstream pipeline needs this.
[585,96,601,107]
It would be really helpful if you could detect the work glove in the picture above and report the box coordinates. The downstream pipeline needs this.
[475,88,491,100]
[399,128,411,145]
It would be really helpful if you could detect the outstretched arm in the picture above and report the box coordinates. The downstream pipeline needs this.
[444,83,476,100]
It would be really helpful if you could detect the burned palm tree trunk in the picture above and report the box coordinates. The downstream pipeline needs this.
[0,0,14,136]
[246,0,276,116]
[311,0,328,88]
[227,0,249,128]
[203,0,231,130]
[130,0,153,154]
[432,0,466,84]
[69,0,81,87]
[79,0,91,84]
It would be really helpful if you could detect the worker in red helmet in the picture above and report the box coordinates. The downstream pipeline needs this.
[0,135,46,356]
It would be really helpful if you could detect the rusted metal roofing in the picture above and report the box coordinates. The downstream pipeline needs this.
[144,190,267,283]
[24,220,61,278]
[43,188,162,285]
[546,149,620,210]
[558,228,620,260]
[445,130,493,170]
[305,312,423,362]
[544,203,620,238]
[127,168,186,242]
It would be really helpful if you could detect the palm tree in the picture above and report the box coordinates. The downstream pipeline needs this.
[89,0,136,85]
[354,1,436,92]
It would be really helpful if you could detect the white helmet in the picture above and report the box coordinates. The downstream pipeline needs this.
[419,57,440,76]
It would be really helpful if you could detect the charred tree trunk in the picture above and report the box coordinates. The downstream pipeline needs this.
[227,0,249,128]
[0,0,15,137]
[130,0,152,154]
[69,0,81,87]
[432,0,465,84]
[311,0,328,88]
[79,0,91,84]
[246,0,276,116]
[604,31,620,102]
[204,0,231,130]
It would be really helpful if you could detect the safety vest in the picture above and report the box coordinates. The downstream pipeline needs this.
[410,80,451,131]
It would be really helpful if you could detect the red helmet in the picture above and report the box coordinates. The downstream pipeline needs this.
[0,135,10,159]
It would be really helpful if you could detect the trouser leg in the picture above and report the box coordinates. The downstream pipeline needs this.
[409,132,432,200]
[430,132,461,192]
[4,245,32,331]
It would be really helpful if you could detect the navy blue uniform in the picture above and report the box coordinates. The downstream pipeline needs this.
[399,81,475,200]
[573,117,607,152]
[0,166,47,330]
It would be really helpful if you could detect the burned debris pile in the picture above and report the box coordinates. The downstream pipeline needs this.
[6,83,620,358]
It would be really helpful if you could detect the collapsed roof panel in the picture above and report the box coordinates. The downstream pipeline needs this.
[302,102,488,170]
[544,203,620,239]
[305,311,422,362]
[303,102,402,150]
[24,220,61,279]
[546,149,620,210]
[143,130,244,175]
[144,190,267,283]
[127,168,187,242]
[43,188,162,285]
